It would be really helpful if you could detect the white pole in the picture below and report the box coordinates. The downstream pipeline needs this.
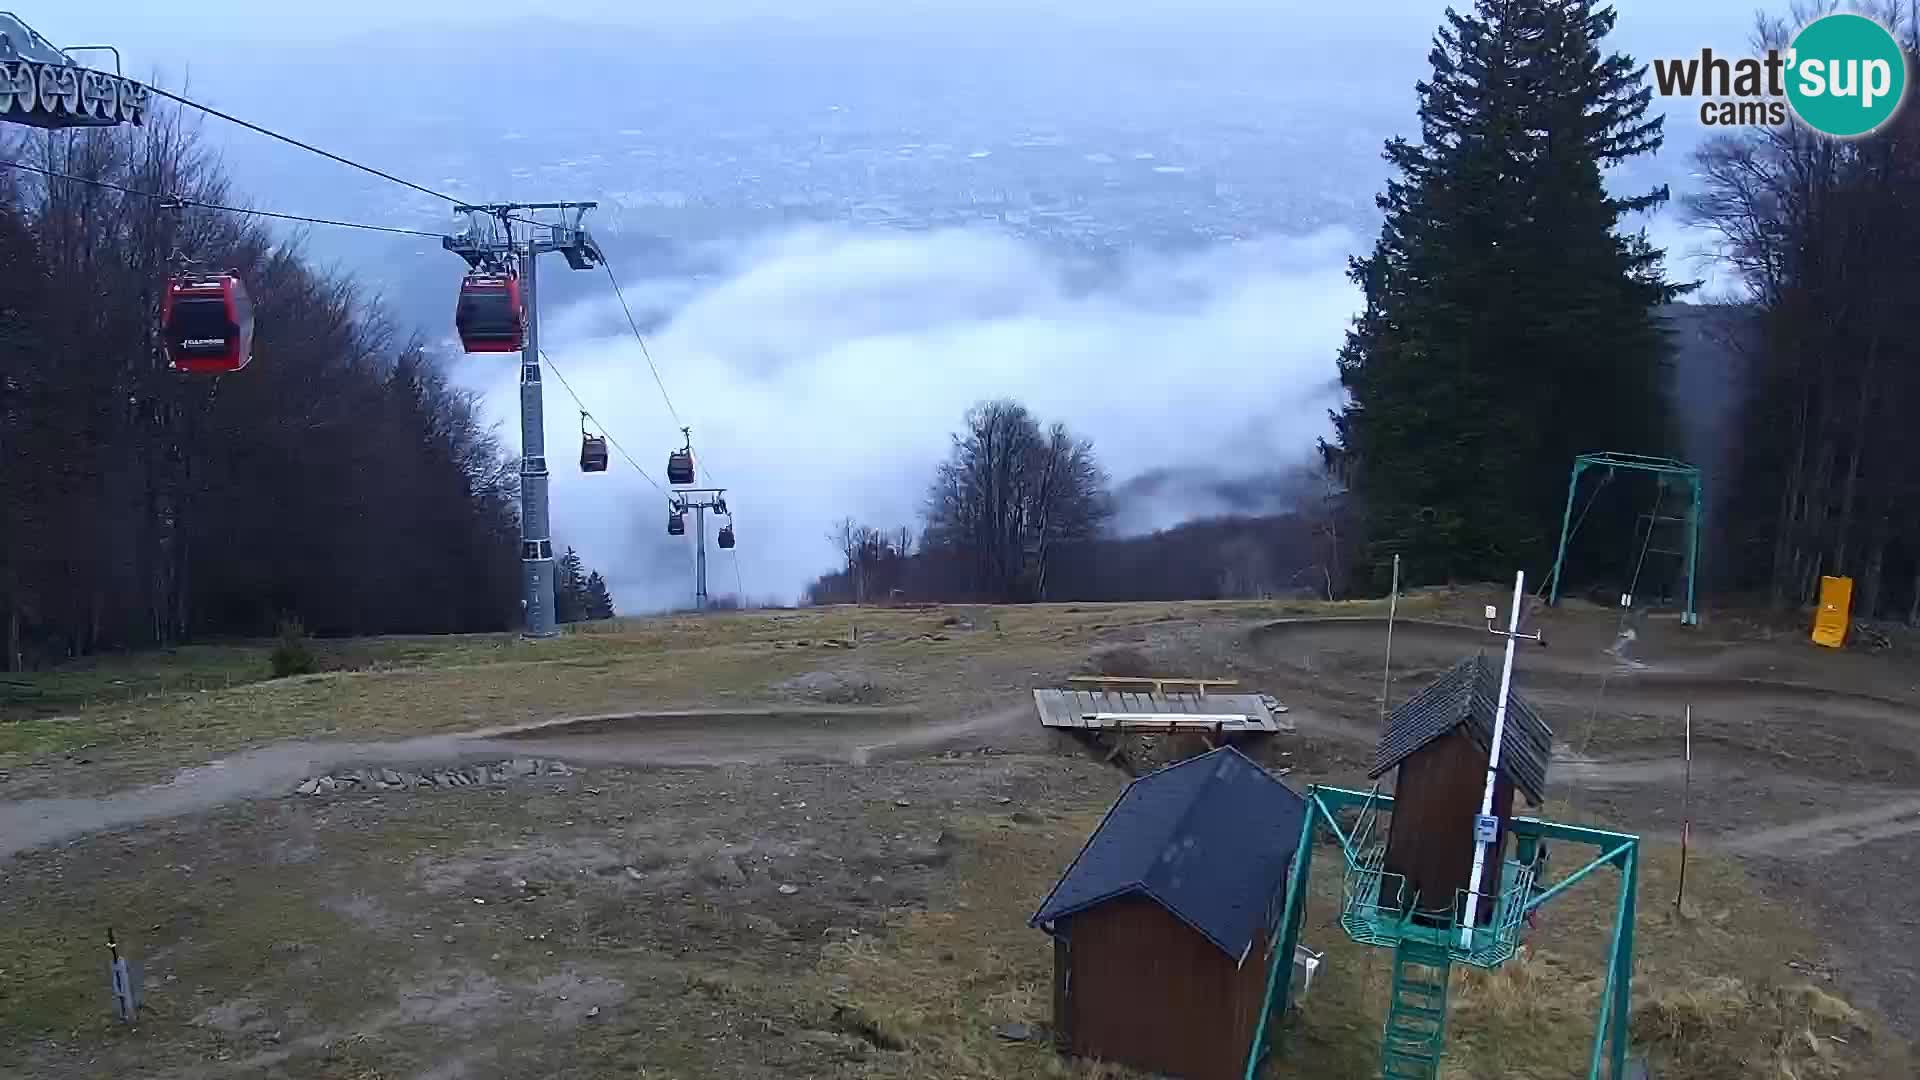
[1381,553,1400,727]
[1678,704,1693,907]
[1460,570,1525,948]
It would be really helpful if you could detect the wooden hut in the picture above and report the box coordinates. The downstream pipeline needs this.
[1030,746,1306,1080]
[1370,653,1553,926]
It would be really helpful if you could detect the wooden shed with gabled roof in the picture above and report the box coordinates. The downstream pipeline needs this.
[1371,653,1553,926]
[1030,745,1306,1080]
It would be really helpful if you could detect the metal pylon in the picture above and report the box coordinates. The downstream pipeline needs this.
[443,202,601,637]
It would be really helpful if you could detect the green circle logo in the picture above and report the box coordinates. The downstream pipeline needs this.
[1786,13,1909,137]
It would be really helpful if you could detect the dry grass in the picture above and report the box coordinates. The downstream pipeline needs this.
[818,809,1177,1079]
[819,796,1911,1080]
[0,596,1419,771]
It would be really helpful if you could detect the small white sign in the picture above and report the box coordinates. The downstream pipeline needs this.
[1474,814,1500,845]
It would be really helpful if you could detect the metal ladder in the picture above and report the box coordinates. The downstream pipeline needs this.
[1380,937,1452,1079]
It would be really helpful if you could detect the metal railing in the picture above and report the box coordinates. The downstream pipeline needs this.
[1449,860,1536,968]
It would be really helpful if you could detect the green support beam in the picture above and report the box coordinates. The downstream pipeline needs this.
[1245,802,1320,1079]
[1244,788,1641,1080]
[1545,451,1702,626]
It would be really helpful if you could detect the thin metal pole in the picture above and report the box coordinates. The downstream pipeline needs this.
[1684,472,1702,626]
[1462,570,1526,947]
[519,248,556,637]
[1548,461,1584,607]
[695,503,708,610]
[1677,705,1692,908]
[1380,553,1400,727]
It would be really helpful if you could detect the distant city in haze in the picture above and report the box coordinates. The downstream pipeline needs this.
[73,14,1724,304]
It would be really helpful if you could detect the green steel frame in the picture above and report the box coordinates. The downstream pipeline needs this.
[1545,451,1702,626]
[1244,785,1640,1080]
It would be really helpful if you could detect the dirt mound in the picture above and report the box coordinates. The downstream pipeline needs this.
[775,669,902,704]
[1082,646,1155,678]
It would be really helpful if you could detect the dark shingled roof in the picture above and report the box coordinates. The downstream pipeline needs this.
[1029,745,1306,965]
[1369,653,1554,804]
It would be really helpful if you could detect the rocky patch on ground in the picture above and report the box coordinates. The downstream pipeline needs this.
[774,668,901,704]
[292,758,573,796]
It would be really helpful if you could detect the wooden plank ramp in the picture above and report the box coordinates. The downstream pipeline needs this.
[1033,687,1291,733]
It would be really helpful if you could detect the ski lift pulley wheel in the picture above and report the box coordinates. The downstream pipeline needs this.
[162,273,254,374]
[455,271,525,353]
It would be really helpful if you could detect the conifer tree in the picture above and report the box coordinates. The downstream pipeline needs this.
[1325,0,1681,588]
[554,547,590,623]
[584,571,615,620]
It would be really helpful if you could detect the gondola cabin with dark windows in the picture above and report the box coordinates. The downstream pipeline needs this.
[162,274,254,374]
[716,523,735,549]
[1371,654,1553,928]
[666,508,686,536]
[454,271,525,353]
[666,447,695,486]
[1030,746,1306,1080]
[580,434,608,473]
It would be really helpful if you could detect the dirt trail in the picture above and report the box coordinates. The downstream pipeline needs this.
[0,705,1038,860]
[1722,796,1920,858]
[1258,616,1920,697]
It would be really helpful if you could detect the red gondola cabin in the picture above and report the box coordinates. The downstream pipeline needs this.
[455,272,525,353]
[162,274,254,374]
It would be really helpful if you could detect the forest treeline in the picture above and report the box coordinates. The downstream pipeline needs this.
[1325,0,1919,622]
[0,107,611,669]
[804,399,1351,605]
[1693,10,1920,620]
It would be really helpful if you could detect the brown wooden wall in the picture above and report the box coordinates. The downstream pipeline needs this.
[1382,727,1515,925]
[1054,894,1269,1080]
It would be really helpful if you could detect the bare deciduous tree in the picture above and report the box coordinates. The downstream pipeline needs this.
[0,105,526,668]
[921,399,1111,601]
[1689,6,1920,620]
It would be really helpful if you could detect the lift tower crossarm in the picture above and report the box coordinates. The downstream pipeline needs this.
[671,489,729,611]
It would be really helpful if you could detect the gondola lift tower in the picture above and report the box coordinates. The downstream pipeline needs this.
[445,202,603,638]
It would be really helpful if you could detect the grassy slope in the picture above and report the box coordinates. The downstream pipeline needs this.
[3,595,1912,1077]
[0,598,1403,765]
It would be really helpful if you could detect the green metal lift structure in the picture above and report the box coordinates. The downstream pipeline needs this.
[1545,451,1702,626]
[1242,785,1641,1080]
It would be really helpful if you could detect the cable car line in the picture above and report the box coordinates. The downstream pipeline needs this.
[596,254,749,601]
[599,255,730,494]
[601,257,684,427]
[0,159,444,237]
[141,83,463,206]
[537,349,666,495]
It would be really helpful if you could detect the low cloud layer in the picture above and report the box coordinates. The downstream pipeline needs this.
[457,213,1728,613]
[463,224,1357,610]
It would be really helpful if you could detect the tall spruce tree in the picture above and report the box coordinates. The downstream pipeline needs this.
[1325,0,1681,589]
[583,571,615,620]
[554,547,590,624]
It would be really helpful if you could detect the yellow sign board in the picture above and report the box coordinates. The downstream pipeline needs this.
[1810,575,1852,648]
